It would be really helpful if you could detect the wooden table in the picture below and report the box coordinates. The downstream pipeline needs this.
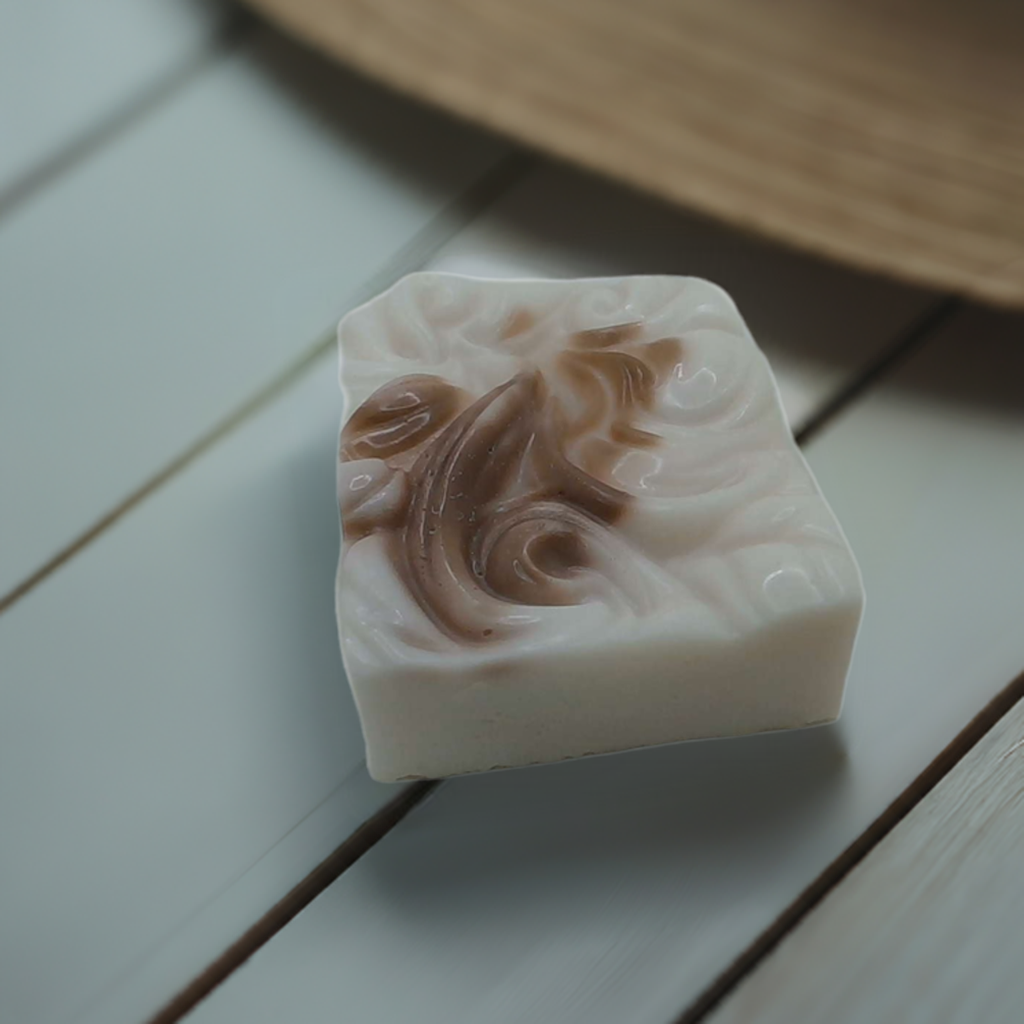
[3,5,1023,1023]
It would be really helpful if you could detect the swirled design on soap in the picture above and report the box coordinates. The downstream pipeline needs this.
[338,275,863,657]
[339,323,681,644]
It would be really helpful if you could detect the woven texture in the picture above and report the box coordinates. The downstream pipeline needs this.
[248,0,1024,308]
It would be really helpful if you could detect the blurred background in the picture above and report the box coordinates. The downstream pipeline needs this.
[2,2,1023,1024]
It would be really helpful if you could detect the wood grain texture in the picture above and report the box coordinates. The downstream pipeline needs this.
[247,0,1024,308]
[680,667,1024,1023]
[711,690,1024,1024]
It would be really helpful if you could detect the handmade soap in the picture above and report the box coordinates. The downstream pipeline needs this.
[335,273,863,781]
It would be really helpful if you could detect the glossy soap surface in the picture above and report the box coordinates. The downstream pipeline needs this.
[336,274,863,780]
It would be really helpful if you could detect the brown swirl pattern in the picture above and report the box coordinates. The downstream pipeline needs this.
[338,313,682,644]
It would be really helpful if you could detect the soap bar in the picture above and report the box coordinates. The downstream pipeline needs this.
[335,273,863,781]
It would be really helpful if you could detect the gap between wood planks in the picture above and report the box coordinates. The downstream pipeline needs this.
[145,780,441,1024]
[0,151,536,617]
[0,13,254,224]
[146,294,969,1023]
[676,666,1024,1024]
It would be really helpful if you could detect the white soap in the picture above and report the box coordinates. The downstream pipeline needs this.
[335,273,863,781]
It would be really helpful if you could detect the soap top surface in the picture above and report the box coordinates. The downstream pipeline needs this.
[336,273,862,667]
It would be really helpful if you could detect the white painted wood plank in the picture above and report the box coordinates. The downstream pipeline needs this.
[0,355,391,1024]
[713,695,1024,1024]
[0,0,227,198]
[0,26,505,595]
[0,156,928,1024]
[185,304,1024,1024]
[428,163,933,433]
